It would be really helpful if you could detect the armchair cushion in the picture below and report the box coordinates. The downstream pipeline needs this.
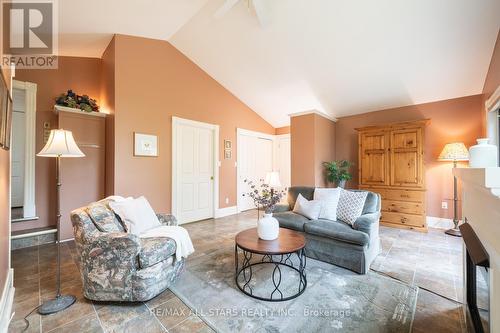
[304,219,370,246]
[138,237,177,269]
[87,201,125,233]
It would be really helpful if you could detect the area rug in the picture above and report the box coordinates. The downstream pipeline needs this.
[171,246,418,333]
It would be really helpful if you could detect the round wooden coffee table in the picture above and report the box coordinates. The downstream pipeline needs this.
[234,228,307,302]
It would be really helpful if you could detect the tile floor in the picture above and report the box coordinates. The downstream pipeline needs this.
[8,210,467,333]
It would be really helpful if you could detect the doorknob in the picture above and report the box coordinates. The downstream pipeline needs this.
[210,176,214,180]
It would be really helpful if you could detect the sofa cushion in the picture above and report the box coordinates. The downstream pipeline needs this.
[337,189,368,225]
[293,194,322,220]
[287,187,315,210]
[314,188,341,221]
[273,211,309,232]
[138,237,176,269]
[87,201,125,233]
[304,219,370,246]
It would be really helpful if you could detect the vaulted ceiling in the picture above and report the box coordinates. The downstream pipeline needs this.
[58,0,500,127]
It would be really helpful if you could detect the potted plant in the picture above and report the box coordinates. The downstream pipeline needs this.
[323,160,352,188]
[244,179,286,240]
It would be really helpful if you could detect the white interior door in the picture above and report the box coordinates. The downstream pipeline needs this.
[276,135,291,189]
[11,89,26,208]
[238,131,274,211]
[175,121,215,223]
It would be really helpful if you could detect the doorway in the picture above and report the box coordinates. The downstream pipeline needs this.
[10,80,37,221]
[237,129,275,212]
[172,117,219,224]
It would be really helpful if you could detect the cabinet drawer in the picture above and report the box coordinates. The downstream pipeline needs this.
[382,200,424,215]
[361,188,424,203]
[380,211,425,227]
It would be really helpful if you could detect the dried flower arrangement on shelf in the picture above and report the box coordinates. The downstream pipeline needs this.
[55,89,99,113]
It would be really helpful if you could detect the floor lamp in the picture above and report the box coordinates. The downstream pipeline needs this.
[37,129,85,314]
[438,142,469,237]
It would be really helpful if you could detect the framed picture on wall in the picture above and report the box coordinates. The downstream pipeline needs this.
[224,149,232,159]
[134,132,158,157]
[224,140,232,149]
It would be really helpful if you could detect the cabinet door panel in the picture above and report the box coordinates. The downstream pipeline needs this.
[360,132,389,185]
[390,129,423,187]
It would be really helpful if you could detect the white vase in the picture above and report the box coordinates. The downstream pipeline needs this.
[469,138,498,168]
[257,213,280,240]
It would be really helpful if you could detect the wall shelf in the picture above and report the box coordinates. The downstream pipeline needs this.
[54,105,107,118]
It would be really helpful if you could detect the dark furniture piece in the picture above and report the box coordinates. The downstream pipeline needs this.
[234,228,307,302]
[273,186,381,274]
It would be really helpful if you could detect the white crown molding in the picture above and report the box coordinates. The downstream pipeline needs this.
[288,110,337,122]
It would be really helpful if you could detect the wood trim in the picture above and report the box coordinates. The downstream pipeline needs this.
[12,80,37,218]
[355,119,430,132]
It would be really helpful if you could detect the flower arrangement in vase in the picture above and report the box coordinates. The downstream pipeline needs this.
[55,90,99,113]
[244,179,286,240]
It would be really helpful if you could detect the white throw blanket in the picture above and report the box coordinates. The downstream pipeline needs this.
[139,226,195,260]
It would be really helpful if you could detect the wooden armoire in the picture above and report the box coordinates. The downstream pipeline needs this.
[356,120,429,232]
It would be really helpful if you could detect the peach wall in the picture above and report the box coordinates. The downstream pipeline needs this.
[59,112,106,240]
[314,115,336,187]
[112,34,274,213]
[275,126,290,135]
[335,94,484,219]
[0,65,12,301]
[291,114,315,186]
[13,57,102,231]
[290,113,335,187]
[100,37,116,197]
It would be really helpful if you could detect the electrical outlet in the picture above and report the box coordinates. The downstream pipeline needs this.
[441,201,448,209]
[225,197,229,204]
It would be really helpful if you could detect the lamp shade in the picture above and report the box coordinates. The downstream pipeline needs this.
[438,142,469,161]
[265,171,281,188]
[37,129,85,157]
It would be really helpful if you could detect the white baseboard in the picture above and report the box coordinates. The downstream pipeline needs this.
[0,269,15,332]
[215,206,238,218]
[426,216,455,229]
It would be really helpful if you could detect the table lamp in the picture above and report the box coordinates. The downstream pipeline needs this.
[37,129,85,314]
[438,142,469,237]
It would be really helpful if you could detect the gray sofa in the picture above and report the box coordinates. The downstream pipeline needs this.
[273,186,381,274]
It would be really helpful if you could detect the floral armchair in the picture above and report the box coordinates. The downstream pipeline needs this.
[70,199,185,302]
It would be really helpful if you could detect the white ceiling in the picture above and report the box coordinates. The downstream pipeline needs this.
[58,0,209,57]
[58,0,500,127]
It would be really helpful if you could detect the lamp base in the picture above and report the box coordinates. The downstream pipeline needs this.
[445,228,462,237]
[38,295,76,315]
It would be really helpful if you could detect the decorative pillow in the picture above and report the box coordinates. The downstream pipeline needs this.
[293,194,322,220]
[87,201,125,233]
[313,188,341,221]
[109,196,161,235]
[336,189,368,225]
